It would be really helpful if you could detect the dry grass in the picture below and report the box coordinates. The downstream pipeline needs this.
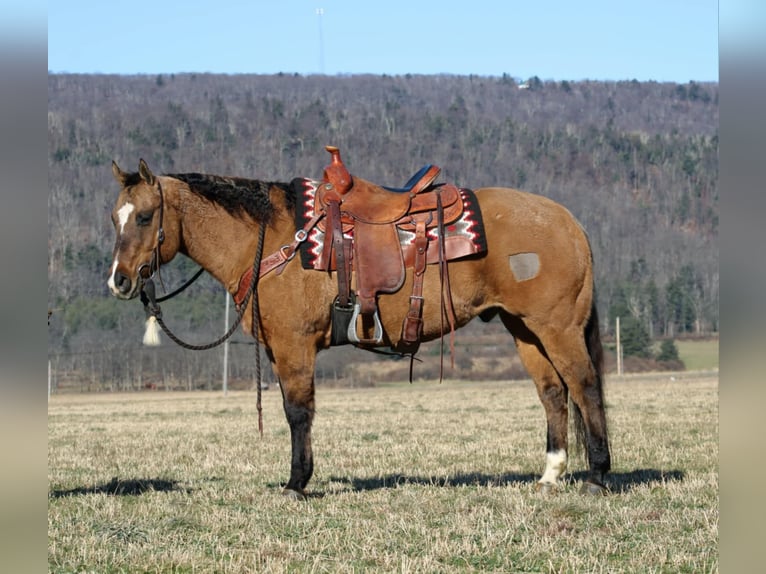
[49,374,718,573]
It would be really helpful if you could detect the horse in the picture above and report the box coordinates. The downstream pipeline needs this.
[107,153,611,498]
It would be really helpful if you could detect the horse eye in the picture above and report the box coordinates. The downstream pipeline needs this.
[136,211,154,226]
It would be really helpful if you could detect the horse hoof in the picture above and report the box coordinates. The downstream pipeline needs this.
[580,481,608,496]
[282,488,307,501]
[535,482,558,495]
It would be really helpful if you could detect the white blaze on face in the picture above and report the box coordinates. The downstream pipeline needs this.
[539,449,567,485]
[116,202,135,234]
[107,202,135,293]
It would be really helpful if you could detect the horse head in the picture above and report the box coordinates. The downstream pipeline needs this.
[107,159,177,300]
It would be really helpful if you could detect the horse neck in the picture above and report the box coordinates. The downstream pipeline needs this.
[171,186,292,295]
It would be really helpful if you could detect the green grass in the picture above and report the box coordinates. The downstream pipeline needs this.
[675,338,719,371]
[49,375,718,573]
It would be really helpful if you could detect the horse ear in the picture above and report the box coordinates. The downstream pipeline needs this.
[112,160,128,186]
[138,158,156,186]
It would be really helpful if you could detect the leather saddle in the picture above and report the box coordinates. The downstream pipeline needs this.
[315,145,464,346]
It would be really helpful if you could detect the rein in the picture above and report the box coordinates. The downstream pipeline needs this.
[154,267,205,303]
[140,239,261,352]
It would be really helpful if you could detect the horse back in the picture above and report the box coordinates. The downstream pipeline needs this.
[473,186,593,267]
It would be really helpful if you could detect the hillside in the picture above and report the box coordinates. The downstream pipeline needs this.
[47,73,718,389]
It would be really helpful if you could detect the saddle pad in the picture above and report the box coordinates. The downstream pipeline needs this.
[292,178,488,271]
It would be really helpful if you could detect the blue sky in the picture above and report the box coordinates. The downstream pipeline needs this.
[47,0,720,82]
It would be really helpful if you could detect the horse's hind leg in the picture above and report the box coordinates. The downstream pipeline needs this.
[526,319,611,494]
[521,343,570,493]
[502,314,569,492]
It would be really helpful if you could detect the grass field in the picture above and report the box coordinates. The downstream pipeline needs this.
[48,373,718,573]
[674,339,719,371]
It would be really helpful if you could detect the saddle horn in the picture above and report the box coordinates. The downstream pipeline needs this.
[323,145,352,196]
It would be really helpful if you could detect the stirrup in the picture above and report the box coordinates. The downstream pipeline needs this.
[347,301,384,344]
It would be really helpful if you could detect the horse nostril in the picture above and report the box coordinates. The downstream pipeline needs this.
[115,272,132,295]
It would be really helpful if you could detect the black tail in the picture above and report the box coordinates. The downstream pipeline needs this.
[570,300,606,462]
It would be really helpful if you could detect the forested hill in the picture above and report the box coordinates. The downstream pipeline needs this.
[47,73,718,388]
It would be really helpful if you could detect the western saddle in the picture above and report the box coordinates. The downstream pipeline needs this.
[315,145,465,347]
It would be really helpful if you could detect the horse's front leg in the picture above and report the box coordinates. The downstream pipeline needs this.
[273,354,317,500]
[281,383,314,499]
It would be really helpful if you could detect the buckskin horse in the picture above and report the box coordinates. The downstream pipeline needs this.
[107,147,610,498]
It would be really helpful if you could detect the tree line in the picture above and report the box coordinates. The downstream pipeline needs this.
[47,73,718,389]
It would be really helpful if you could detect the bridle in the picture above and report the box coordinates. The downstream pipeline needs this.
[137,177,167,287]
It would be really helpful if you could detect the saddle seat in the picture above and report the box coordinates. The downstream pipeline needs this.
[316,146,465,347]
[383,164,440,194]
[315,161,461,227]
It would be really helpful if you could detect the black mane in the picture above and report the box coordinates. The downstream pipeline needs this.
[166,172,296,223]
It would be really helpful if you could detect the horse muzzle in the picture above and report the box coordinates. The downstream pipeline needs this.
[108,270,141,299]
[108,258,154,299]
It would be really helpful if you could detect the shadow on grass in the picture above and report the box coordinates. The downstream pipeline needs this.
[585,468,686,493]
[328,468,685,494]
[49,477,192,498]
[50,470,686,499]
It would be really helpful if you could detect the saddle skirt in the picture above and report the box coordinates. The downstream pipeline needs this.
[293,178,487,274]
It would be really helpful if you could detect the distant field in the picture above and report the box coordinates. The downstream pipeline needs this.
[49,374,718,573]
[675,338,719,371]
